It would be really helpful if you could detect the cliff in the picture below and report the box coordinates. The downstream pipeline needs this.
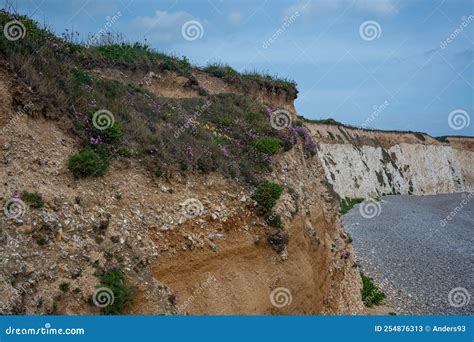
[0,66,361,314]
[308,123,473,198]
[0,10,360,315]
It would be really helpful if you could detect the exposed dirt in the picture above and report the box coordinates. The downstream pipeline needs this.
[194,72,234,95]
[306,122,441,149]
[93,68,199,99]
[93,67,298,120]
[446,136,474,152]
[0,104,362,314]
[0,70,11,129]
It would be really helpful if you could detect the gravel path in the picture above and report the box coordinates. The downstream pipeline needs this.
[342,193,474,315]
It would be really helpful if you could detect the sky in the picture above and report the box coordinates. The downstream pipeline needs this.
[8,0,473,136]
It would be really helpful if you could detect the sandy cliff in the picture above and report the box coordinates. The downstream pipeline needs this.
[0,64,361,315]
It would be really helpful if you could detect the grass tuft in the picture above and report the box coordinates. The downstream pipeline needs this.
[252,180,284,212]
[98,268,135,315]
[360,271,385,307]
[339,197,364,215]
[21,191,44,208]
[68,147,109,178]
[253,137,282,155]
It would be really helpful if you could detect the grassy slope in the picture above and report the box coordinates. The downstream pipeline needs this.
[0,10,308,185]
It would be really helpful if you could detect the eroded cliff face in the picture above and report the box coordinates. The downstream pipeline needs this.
[147,144,362,315]
[0,116,362,315]
[0,69,361,315]
[307,123,474,198]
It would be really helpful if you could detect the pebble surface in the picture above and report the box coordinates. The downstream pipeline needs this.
[343,193,474,315]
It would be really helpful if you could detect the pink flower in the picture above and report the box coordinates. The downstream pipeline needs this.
[90,136,101,145]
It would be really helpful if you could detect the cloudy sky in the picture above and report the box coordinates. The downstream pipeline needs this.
[12,0,473,136]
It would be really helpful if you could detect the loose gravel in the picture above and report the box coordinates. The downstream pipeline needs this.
[343,193,474,315]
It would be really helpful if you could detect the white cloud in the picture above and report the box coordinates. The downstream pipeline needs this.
[286,0,399,17]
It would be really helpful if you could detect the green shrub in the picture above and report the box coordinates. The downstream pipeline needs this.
[280,138,293,152]
[360,271,385,307]
[315,118,343,126]
[72,68,93,86]
[160,56,192,75]
[264,211,284,229]
[252,180,283,212]
[117,147,132,157]
[59,282,70,292]
[68,147,109,178]
[253,137,282,155]
[98,268,135,315]
[93,42,151,63]
[99,122,123,142]
[36,237,47,246]
[203,63,239,79]
[339,197,364,215]
[21,191,44,208]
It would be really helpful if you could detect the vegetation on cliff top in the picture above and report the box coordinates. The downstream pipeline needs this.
[297,114,430,138]
[0,9,296,92]
[203,62,296,94]
[0,9,310,185]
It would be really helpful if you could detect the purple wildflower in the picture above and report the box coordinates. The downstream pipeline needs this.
[220,146,230,157]
[90,136,101,145]
[288,126,298,145]
[184,145,194,158]
[183,113,197,135]
[265,106,274,118]
[293,125,317,156]
[262,153,273,164]
[341,250,351,259]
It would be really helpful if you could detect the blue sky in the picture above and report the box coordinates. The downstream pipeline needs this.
[11,0,473,136]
